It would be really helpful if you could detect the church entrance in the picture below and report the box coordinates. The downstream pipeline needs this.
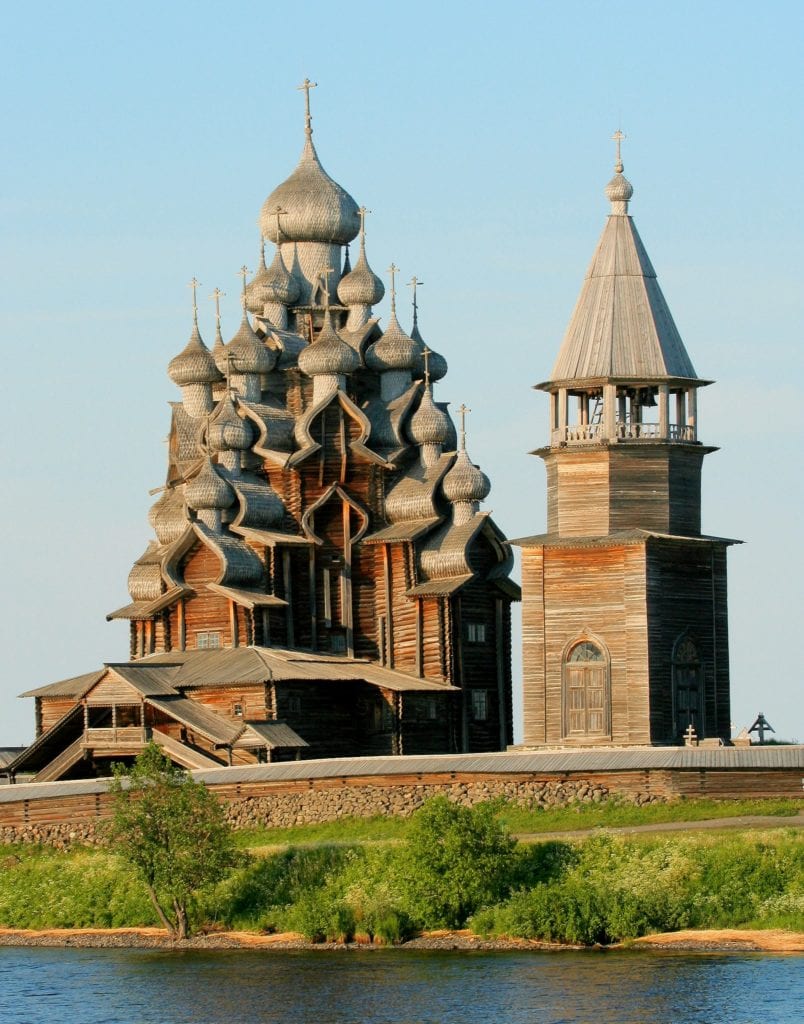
[672,637,704,738]
[563,640,609,739]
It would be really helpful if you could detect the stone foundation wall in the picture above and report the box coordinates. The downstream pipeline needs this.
[0,776,664,849]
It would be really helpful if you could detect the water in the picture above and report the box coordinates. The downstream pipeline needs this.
[0,947,801,1024]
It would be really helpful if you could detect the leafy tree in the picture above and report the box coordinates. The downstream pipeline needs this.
[107,743,239,939]
[398,797,517,928]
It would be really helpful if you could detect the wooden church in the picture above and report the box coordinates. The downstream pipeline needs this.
[8,83,518,782]
[515,134,736,748]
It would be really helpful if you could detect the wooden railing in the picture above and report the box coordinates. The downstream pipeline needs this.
[84,727,145,747]
[552,423,696,444]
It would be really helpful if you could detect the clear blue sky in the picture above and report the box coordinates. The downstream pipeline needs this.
[1,0,802,745]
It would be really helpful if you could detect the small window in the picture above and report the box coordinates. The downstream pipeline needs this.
[329,632,346,654]
[471,689,489,721]
[287,694,302,714]
[466,623,486,644]
[232,702,244,717]
[196,631,221,650]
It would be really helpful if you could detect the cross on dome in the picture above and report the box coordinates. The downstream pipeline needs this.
[408,276,423,327]
[612,129,626,172]
[297,77,318,138]
[209,287,225,328]
[422,345,432,388]
[457,403,471,451]
[238,266,250,308]
[188,277,201,324]
[387,263,399,313]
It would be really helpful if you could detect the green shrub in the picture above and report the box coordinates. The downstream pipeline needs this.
[394,797,517,929]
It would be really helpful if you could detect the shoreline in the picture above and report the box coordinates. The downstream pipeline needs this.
[0,926,801,954]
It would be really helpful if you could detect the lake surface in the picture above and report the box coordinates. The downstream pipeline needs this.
[0,947,801,1024]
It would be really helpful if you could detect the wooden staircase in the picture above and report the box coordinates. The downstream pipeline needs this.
[33,736,87,783]
[151,729,224,771]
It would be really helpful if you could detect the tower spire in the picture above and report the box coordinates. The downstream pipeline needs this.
[297,77,317,139]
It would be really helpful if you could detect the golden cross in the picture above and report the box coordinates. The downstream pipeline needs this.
[422,345,432,388]
[188,277,201,324]
[298,77,318,136]
[612,129,626,170]
[209,287,225,329]
[238,266,249,308]
[457,403,471,451]
[358,206,370,237]
[388,263,399,312]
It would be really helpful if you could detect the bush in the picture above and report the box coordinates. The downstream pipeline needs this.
[394,797,517,929]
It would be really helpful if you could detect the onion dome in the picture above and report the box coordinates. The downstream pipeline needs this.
[128,544,163,601]
[226,308,277,375]
[298,310,360,378]
[411,322,447,382]
[604,130,633,209]
[209,287,228,373]
[208,394,253,453]
[148,487,189,545]
[605,170,634,204]
[168,282,223,386]
[366,312,418,372]
[185,456,235,511]
[337,207,385,307]
[442,449,491,504]
[246,239,301,311]
[409,386,449,445]
[259,81,360,245]
[365,264,417,372]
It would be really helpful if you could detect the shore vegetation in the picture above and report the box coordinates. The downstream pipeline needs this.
[1,793,801,946]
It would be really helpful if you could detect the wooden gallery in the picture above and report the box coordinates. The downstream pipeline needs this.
[6,98,735,784]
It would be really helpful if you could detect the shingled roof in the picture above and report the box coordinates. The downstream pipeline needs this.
[542,161,703,389]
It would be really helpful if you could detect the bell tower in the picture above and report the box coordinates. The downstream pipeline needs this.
[516,137,737,747]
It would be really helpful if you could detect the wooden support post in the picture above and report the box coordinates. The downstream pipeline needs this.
[308,548,317,650]
[557,388,568,439]
[415,598,423,678]
[676,391,686,430]
[342,501,354,658]
[658,384,669,439]
[603,383,617,440]
[383,545,394,669]
[230,601,239,648]
[178,598,186,651]
[496,598,506,749]
[688,387,697,441]
[282,549,294,647]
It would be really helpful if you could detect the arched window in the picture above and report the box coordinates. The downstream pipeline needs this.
[563,639,610,739]
[672,635,704,737]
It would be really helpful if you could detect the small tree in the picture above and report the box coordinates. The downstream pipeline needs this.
[107,743,238,939]
[400,797,517,929]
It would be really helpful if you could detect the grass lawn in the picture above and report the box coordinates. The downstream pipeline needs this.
[233,796,802,850]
